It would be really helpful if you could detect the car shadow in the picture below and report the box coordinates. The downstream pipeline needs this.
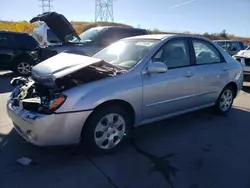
[1,107,250,188]
[0,72,16,94]
[242,85,250,93]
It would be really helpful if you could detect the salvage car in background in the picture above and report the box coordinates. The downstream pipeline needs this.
[30,12,149,61]
[233,45,250,79]
[7,34,243,153]
[214,40,245,56]
[0,31,39,76]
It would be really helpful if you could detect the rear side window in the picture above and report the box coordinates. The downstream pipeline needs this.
[192,39,222,65]
[0,34,12,48]
[15,34,38,49]
[47,29,59,43]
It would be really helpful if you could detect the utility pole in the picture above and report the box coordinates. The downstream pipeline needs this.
[95,0,114,22]
[39,0,53,13]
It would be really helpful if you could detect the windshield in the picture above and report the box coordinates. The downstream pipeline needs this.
[246,45,250,50]
[93,39,159,69]
[78,27,105,42]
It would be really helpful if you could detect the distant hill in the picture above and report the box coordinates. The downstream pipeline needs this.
[0,20,249,44]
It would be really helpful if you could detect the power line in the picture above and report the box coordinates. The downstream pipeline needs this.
[95,0,114,22]
[39,0,53,13]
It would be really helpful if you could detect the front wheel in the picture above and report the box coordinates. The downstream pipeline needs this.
[82,106,132,154]
[215,86,235,114]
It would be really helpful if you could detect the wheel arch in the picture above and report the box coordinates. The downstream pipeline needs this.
[12,52,35,65]
[225,81,238,98]
[81,99,136,138]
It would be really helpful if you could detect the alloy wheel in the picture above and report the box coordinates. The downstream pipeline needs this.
[94,113,126,149]
[219,89,233,112]
[17,62,31,75]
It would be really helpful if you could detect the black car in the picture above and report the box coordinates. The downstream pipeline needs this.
[30,12,149,61]
[0,31,39,76]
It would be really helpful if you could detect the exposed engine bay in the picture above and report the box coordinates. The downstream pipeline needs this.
[10,62,125,114]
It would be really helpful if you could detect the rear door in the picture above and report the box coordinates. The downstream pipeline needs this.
[191,38,229,107]
[0,33,15,68]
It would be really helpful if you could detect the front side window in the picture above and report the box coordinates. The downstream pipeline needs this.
[153,38,191,69]
[193,40,221,65]
[93,39,159,69]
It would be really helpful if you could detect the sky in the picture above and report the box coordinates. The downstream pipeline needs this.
[1,0,250,37]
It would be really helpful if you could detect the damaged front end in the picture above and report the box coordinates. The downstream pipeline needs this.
[9,59,124,115]
[10,76,67,114]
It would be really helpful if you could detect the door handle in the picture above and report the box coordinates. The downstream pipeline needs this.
[185,71,194,78]
[222,66,229,71]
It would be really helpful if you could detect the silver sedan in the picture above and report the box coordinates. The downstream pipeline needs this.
[7,34,243,153]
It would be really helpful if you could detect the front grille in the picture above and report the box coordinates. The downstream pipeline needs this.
[245,58,250,66]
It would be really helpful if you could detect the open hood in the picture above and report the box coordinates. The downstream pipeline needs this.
[30,12,81,43]
[31,52,103,87]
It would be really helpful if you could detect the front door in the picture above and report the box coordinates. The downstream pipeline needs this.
[191,39,229,106]
[142,38,198,120]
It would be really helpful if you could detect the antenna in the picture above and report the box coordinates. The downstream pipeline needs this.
[95,0,114,22]
[39,0,53,13]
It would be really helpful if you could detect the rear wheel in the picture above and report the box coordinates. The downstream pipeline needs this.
[82,106,132,154]
[215,85,235,114]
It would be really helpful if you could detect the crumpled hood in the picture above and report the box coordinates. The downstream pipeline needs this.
[32,52,103,82]
[234,50,250,58]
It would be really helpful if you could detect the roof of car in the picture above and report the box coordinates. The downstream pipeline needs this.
[122,34,174,40]
[94,26,147,31]
[125,34,212,40]
[214,39,241,42]
[0,31,30,35]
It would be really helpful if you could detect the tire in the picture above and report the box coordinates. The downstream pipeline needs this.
[82,105,132,154]
[13,58,33,76]
[215,85,235,114]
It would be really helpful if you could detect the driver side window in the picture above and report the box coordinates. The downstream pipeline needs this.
[152,38,191,69]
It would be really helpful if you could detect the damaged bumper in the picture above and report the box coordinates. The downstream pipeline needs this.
[7,92,92,146]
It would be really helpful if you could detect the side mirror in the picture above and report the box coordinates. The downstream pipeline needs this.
[147,62,168,74]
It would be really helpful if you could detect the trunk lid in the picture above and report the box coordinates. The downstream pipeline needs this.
[30,12,81,43]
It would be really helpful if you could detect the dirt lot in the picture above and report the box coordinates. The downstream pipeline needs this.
[1,71,250,188]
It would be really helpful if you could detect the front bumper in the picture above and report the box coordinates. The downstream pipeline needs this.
[6,98,92,146]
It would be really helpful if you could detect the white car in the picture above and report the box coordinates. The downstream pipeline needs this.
[233,45,250,79]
